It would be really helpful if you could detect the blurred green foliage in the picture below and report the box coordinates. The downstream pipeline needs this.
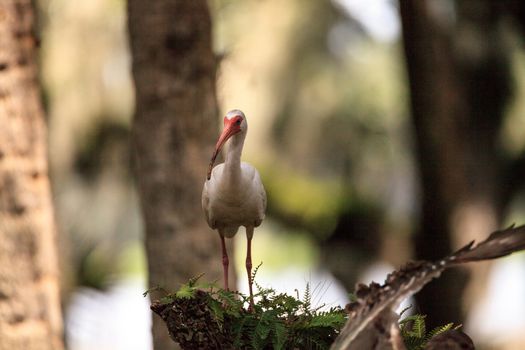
[261,163,345,235]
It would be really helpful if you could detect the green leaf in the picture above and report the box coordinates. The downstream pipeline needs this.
[400,314,426,338]
[143,285,168,297]
[153,274,352,350]
[175,284,195,299]
[308,312,346,329]
[303,282,311,313]
[252,262,263,283]
[411,316,426,338]
[232,315,249,348]
[272,321,287,350]
[426,322,454,342]
[400,313,460,350]
[159,296,175,305]
[207,297,225,324]
[188,272,205,287]
[252,311,276,349]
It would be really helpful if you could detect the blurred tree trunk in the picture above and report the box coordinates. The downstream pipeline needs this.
[399,0,515,327]
[127,1,223,349]
[0,1,63,349]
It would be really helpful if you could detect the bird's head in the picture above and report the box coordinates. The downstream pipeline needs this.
[207,110,247,180]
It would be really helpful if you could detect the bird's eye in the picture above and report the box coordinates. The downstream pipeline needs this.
[236,119,242,125]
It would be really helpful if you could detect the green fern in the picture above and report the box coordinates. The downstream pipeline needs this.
[303,282,312,313]
[252,310,277,349]
[400,313,460,350]
[425,322,455,342]
[252,262,263,283]
[154,271,347,349]
[148,273,460,350]
[142,285,169,298]
[272,320,287,350]
[187,272,205,287]
[144,273,207,301]
[175,283,196,299]
[232,314,249,348]
[207,296,225,324]
[401,314,426,338]
[308,311,346,329]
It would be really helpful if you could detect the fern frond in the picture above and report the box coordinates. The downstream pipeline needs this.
[143,285,169,297]
[308,311,346,329]
[187,272,205,287]
[411,315,426,338]
[252,311,275,350]
[196,280,218,291]
[272,320,287,350]
[207,296,225,324]
[425,322,454,342]
[175,284,196,299]
[232,315,249,348]
[158,295,175,305]
[252,261,263,282]
[303,332,329,350]
[153,275,348,350]
[400,314,426,338]
[216,289,243,317]
[403,335,425,350]
[400,313,460,350]
[303,282,312,313]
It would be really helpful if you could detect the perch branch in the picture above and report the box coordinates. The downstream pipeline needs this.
[149,225,524,349]
[331,224,525,350]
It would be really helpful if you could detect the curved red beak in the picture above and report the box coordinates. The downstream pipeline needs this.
[207,118,241,180]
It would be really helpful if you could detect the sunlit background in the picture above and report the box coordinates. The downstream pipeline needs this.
[35,0,525,349]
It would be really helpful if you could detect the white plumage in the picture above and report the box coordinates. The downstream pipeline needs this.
[202,109,266,307]
[203,162,266,237]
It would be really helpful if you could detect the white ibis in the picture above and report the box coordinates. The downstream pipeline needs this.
[202,109,267,307]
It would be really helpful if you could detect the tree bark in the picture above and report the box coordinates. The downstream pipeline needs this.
[399,0,512,327]
[0,1,63,349]
[127,1,222,349]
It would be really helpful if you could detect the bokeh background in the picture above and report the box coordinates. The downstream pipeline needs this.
[30,0,525,349]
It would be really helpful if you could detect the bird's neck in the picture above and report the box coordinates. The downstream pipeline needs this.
[224,133,245,179]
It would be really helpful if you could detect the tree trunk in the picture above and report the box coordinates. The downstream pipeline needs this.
[399,0,512,327]
[127,1,223,349]
[0,1,63,349]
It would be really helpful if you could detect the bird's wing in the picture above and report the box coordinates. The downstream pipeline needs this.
[201,181,212,227]
[202,165,223,229]
[251,167,267,225]
[239,162,267,226]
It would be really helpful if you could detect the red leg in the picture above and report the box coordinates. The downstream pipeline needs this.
[246,227,254,310]
[220,235,229,290]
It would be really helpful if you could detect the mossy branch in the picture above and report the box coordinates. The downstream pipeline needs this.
[148,224,525,350]
[148,278,345,350]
